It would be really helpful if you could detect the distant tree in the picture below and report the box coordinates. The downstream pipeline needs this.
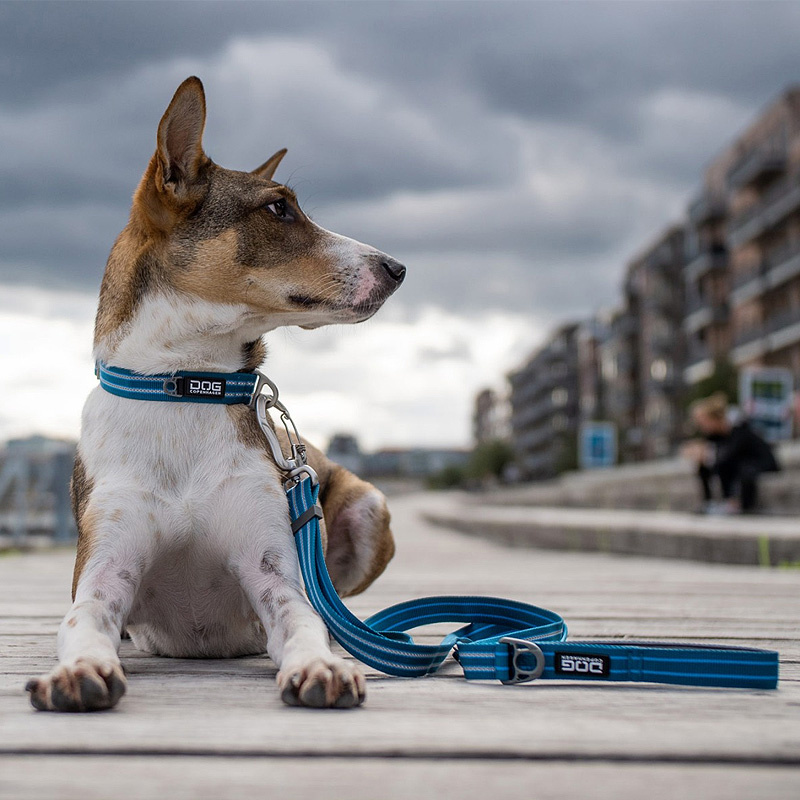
[683,359,739,409]
[426,464,467,490]
[466,439,515,481]
[554,431,578,475]
[427,438,515,490]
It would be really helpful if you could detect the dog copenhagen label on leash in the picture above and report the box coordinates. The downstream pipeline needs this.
[553,652,610,677]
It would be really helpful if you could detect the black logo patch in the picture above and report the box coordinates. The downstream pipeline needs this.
[554,652,610,678]
[186,378,226,398]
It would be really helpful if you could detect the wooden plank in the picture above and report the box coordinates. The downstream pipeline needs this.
[0,494,798,777]
[0,756,797,800]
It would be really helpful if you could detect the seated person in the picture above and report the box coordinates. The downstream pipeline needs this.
[683,392,780,514]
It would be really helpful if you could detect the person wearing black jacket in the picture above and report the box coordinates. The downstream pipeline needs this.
[687,393,780,514]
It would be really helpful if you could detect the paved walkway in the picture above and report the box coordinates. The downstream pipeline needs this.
[1,494,799,799]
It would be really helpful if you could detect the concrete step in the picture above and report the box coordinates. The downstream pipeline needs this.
[484,471,800,514]
[422,495,800,566]
[484,451,800,515]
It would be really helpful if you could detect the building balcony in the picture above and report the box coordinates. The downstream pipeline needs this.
[684,305,711,334]
[510,379,547,407]
[732,261,765,290]
[643,287,679,313]
[764,238,800,290]
[685,339,712,367]
[688,192,727,227]
[730,262,767,308]
[647,374,682,394]
[726,147,786,191]
[733,324,766,350]
[516,425,555,453]
[731,238,800,307]
[684,244,727,283]
[611,313,638,339]
[683,297,727,334]
[728,171,800,248]
[685,292,707,316]
[512,398,553,430]
[731,307,800,363]
[648,332,680,355]
[766,306,800,346]
[644,245,679,273]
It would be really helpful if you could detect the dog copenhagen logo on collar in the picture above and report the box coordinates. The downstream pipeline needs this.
[189,378,226,398]
[165,376,227,399]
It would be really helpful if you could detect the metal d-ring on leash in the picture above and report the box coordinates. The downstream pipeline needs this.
[95,360,781,690]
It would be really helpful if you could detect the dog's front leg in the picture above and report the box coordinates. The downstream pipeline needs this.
[228,503,365,708]
[26,504,148,712]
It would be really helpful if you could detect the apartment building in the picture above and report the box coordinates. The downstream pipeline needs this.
[598,307,639,460]
[684,149,736,385]
[576,317,608,424]
[508,322,580,480]
[725,88,800,382]
[472,388,511,445]
[625,225,687,459]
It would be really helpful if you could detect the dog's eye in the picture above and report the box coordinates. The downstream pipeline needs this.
[265,199,293,221]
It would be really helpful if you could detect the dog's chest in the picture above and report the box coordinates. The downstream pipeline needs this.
[80,387,281,520]
[79,388,291,656]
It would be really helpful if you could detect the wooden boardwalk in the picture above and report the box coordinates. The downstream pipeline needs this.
[1,493,799,799]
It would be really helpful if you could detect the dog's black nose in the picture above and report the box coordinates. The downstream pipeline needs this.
[382,258,406,284]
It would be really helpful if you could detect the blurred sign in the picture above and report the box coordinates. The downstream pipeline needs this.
[579,422,617,469]
[739,367,794,443]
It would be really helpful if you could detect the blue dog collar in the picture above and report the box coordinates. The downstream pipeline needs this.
[96,361,259,405]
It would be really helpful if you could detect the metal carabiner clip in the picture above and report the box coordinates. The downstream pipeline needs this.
[252,373,318,489]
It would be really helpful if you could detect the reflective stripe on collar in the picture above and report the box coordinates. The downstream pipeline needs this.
[96,361,259,405]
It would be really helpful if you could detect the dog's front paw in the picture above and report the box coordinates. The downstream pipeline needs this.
[278,657,365,709]
[25,659,126,712]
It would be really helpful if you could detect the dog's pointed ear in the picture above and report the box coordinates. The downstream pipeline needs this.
[252,148,287,181]
[156,77,207,191]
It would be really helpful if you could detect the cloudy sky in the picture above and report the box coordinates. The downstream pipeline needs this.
[1,1,798,450]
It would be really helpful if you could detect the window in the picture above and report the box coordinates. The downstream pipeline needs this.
[650,359,668,381]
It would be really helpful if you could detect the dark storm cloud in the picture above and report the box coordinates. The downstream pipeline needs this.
[1,1,799,318]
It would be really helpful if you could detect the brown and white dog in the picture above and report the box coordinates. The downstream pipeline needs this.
[25,77,404,711]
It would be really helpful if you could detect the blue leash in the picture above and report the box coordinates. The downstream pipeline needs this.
[287,477,779,689]
[95,362,780,690]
